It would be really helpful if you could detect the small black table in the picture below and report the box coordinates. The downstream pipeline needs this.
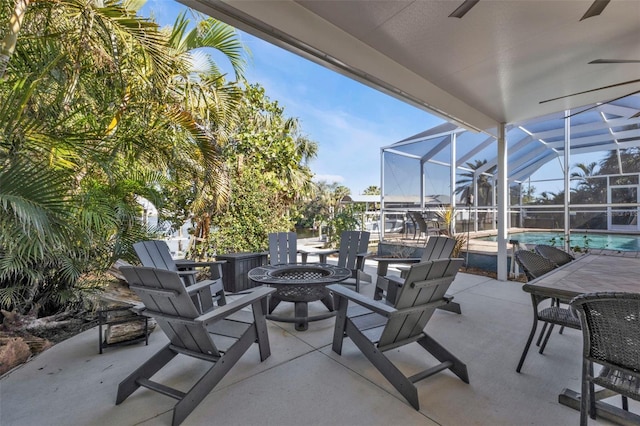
[248,263,351,331]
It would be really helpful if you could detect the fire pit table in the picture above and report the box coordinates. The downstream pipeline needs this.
[248,263,351,331]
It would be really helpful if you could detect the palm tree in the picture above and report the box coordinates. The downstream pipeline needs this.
[599,147,640,175]
[363,186,380,195]
[0,1,247,314]
[455,159,495,206]
[0,0,30,78]
[570,161,605,205]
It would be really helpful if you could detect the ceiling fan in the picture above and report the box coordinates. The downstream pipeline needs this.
[539,75,640,118]
[449,0,612,20]
[539,78,640,105]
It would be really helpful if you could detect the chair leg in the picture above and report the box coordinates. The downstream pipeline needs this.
[588,363,596,420]
[346,321,419,410]
[516,311,539,373]
[331,296,349,355]
[251,301,272,361]
[539,323,556,354]
[116,344,177,404]
[173,329,257,426]
[536,321,549,346]
[438,300,462,314]
[417,334,469,384]
[580,359,590,426]
[373,284,384,300]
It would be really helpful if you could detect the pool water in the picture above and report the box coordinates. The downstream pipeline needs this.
[477,231,640,252]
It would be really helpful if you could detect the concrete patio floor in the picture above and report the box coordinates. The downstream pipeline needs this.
[0,260,625,425]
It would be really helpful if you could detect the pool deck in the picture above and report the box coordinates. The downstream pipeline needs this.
[382,228,640,256]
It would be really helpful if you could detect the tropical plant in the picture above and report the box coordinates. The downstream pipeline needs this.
[455,159,495,205]
[0,1,248,316]
[198,84,318,256]
[362,185,380,195]
[434,205,466,257]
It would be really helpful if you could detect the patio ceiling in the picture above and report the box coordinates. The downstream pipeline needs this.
[177,0,640,134]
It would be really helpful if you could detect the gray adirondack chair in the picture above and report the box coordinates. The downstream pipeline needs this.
[373,236,460,313]
[117,266,275,426]
[133,240,226,312]
[268,232,298,265]
[329,258,469,410]
[335,230,372,292]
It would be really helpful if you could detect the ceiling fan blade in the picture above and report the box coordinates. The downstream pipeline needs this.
[580,0,611,20]
[449,0,480,18]
[540,78,640,104]
[566,89,640,118]
[590,59,640,64]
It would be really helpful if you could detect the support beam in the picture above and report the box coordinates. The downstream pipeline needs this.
[380,148,386,240]
[497,124,508,281]
[564,111,571,252]
[450,133,457,234]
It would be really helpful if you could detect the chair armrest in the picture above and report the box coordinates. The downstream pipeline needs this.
[355,252,372,270]
[328,284,395,317]
[385,275,404,286]
[177,270,199,277]
[297,248,338,255]
[196,286,276,325]
[297,248,339,263]
[175,259,227,269]
[373,257,419,276]
[176,259,225,280]
[185,279,219,295]
[372,257,420,264]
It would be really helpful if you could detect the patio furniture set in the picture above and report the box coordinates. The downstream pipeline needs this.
[515,245,640,425]
[109,236,639,425]
[112,232,470,425]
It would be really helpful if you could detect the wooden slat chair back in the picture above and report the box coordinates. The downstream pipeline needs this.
[422,235,457,261]
[374,236,461,314]
[398,236,457,278]
[118,266,275,426]
[329,258,468,410]
[134,240,179,274]
[336,230,371,292]
[381,258,460,347]
[133,240,226,312]
[268,232,297,266]
[123,267,218,355]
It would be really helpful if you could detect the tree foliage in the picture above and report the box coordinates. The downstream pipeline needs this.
[199,84,317,255]
[0,0,321,316]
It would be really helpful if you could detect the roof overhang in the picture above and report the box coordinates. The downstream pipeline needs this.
[178,0,640,135]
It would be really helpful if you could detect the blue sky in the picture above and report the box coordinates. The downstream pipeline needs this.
[141,0,443,195]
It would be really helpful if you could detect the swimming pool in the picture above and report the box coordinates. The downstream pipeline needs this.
[476,231,640,252]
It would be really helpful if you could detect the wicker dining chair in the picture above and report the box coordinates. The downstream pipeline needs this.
[571,292,640,425]
[515,249,581,373]
[514,249,557,281]
[534,244,575,267]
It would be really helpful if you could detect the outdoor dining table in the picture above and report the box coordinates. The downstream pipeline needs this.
[247,263,351,331]
[523,253,640,424]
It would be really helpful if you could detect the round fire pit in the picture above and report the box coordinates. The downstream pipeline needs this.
[248,263,351,331]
